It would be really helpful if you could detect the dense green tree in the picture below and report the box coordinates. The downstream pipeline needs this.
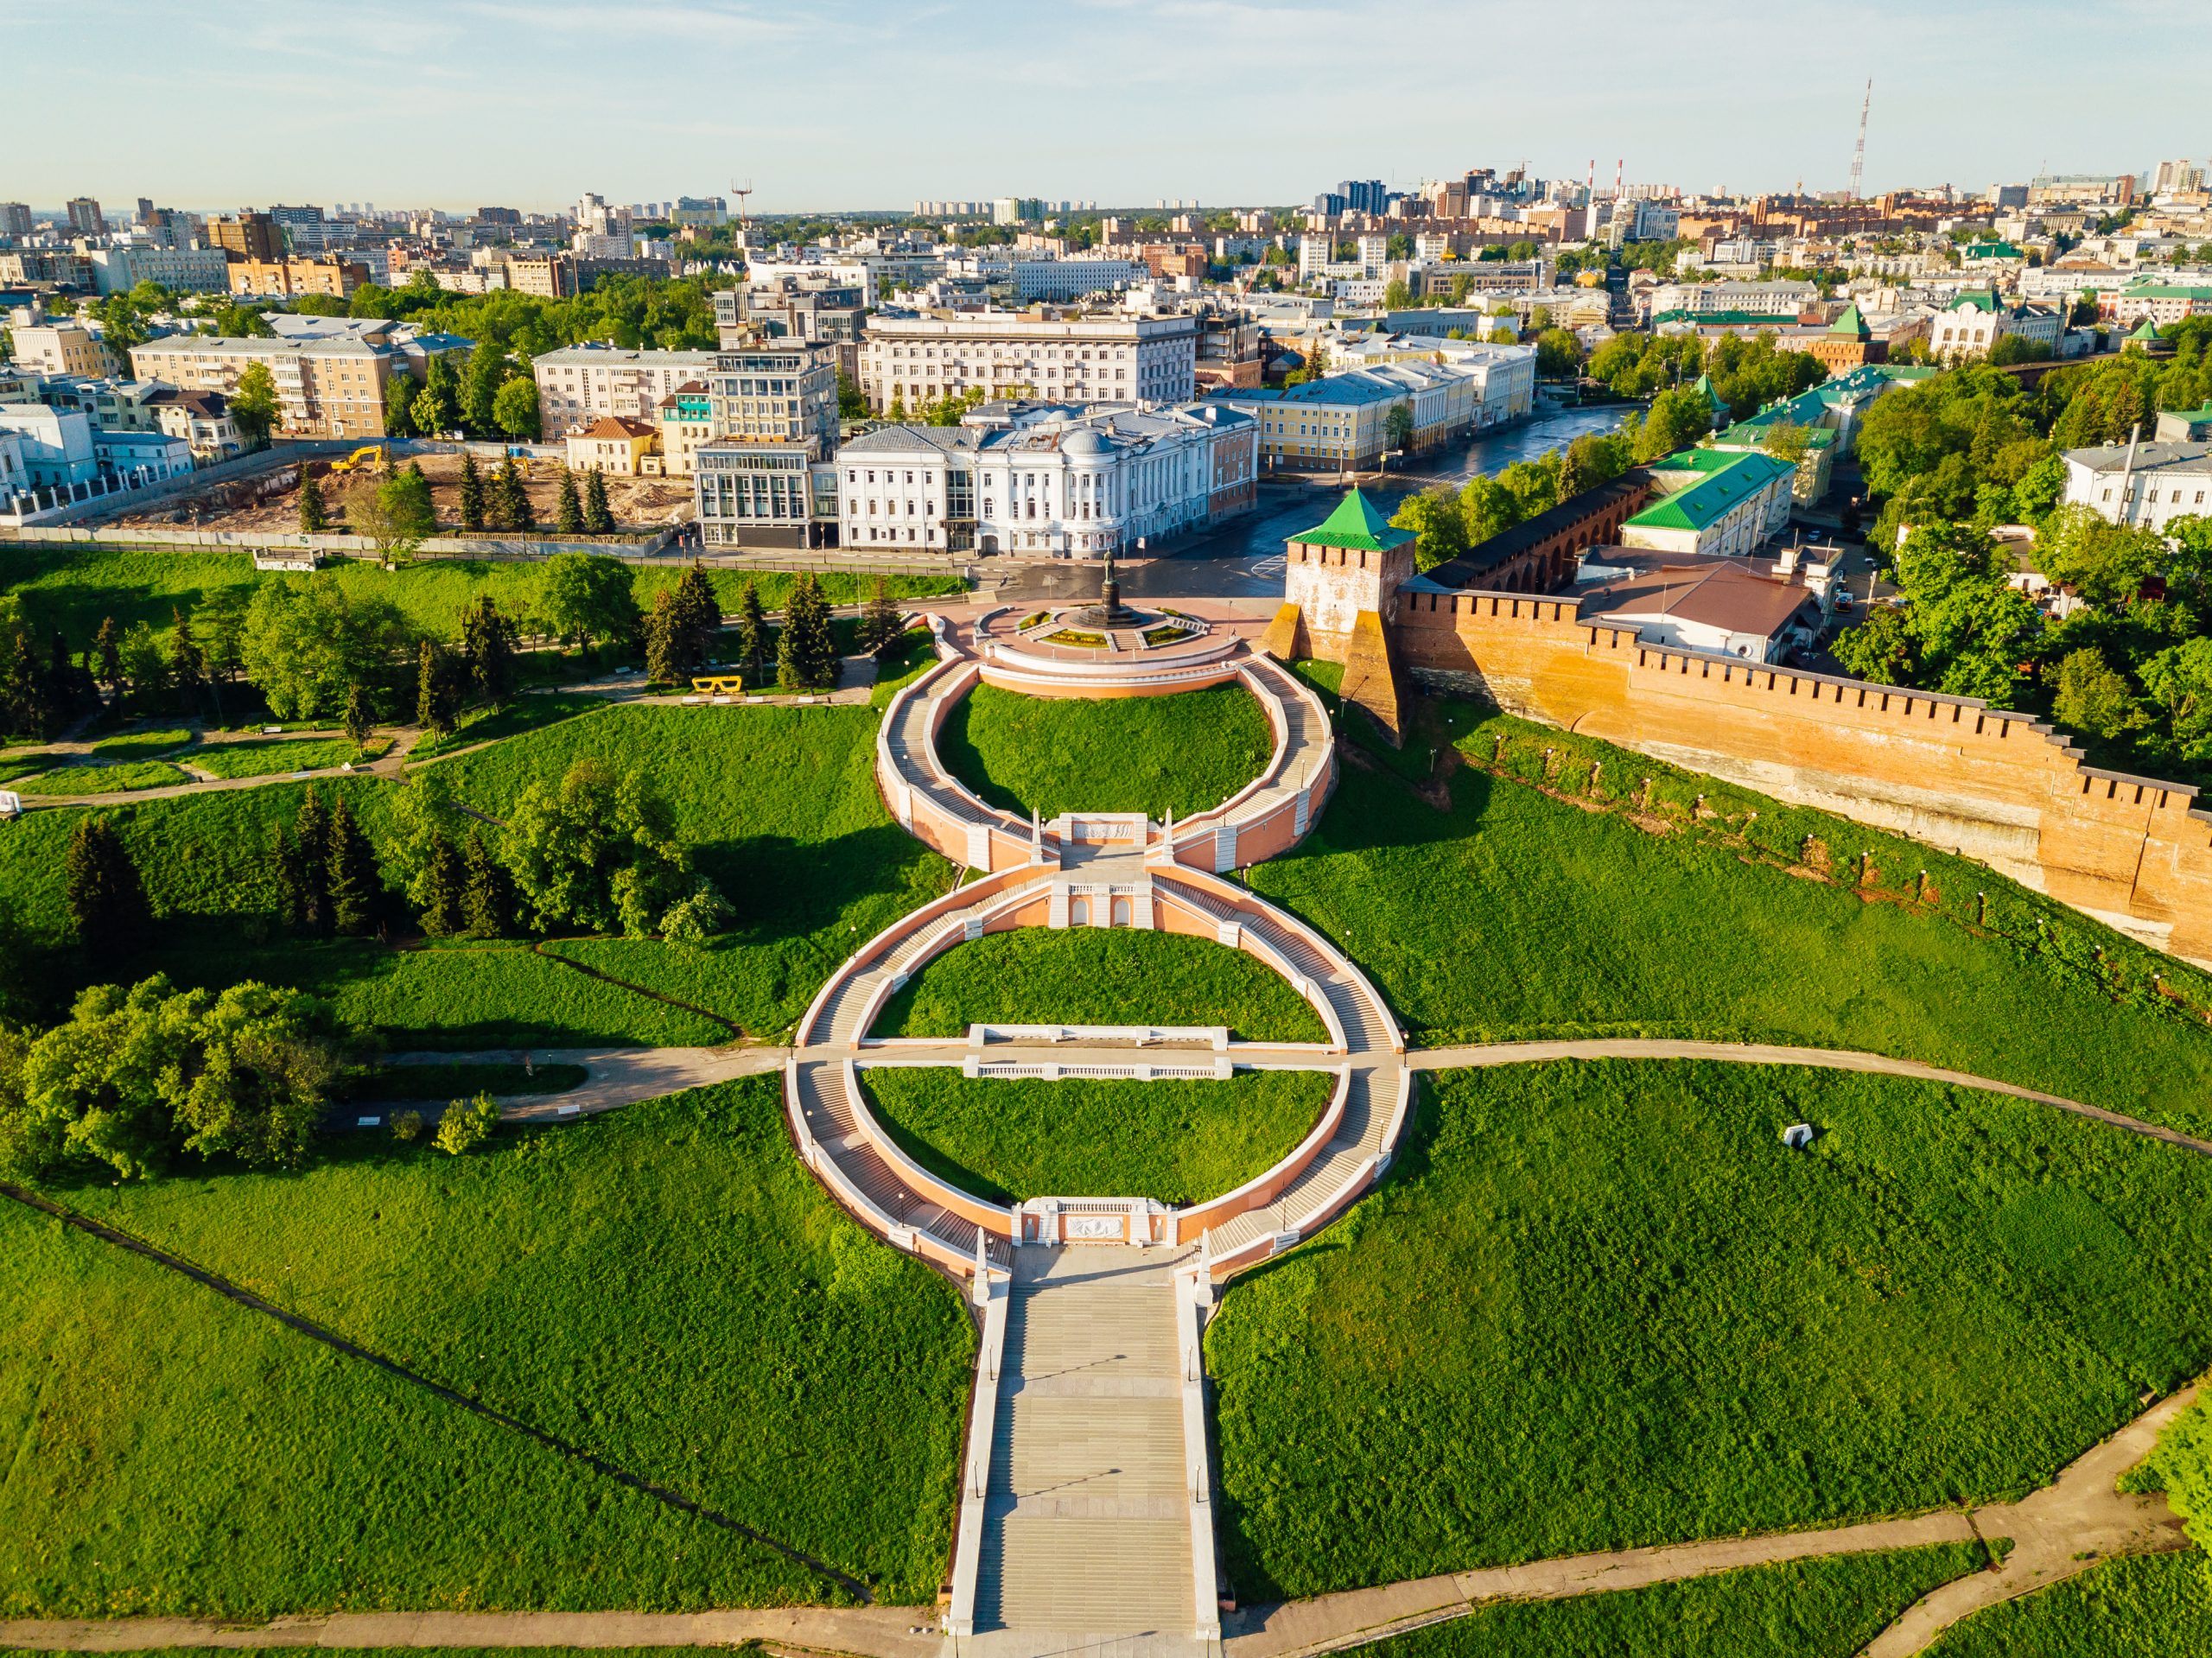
[2051,646,2146,740]
[492,456,533,531]
[168,607,211,717]
[1534,327,1583,378]
[414,353,461,435]
[343,681,372,746]
[642,588,684,685]
[499,757,721,937]
[860,577,902,653]
[734,580,768,684]
[64,816,149,957]
[240,574,412,720]
[1391,487,1471,573]
[459,828,515,938]
[493,376,540,441]
[435,1092,500,1154]
[555,464,584,534]
[383,372,419,438]
[229,361,280,445]
[458,594,518,707]
[582,465,614,533]
[457,451,486,531]
[1831,603,1918,685]
[2036,505,2166,610]
[415,638,462,736]
[776,573,838,690]
[276,789,334,936]
[460,340,512,435]
[92,616,123,696]
[412,829,468,937]
[1631,386,1714,461]
[325,794,383,937]
[298,472,328,532]
[535,551,638,653]
[671,560,721,662]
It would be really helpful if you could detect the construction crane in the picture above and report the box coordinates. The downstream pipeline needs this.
[1847,79,1872,200]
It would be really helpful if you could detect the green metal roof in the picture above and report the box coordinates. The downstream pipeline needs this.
[1625,450,1796,534]
[1295,487,1416,551]
[1964,240,2023,258]
[1716,421,1832,449]
[2132,317,2164,340]
[2121,284,2212,300]
[1950,290,2003,313]
[1827,302,1871,336]
[1649,309,1802,327]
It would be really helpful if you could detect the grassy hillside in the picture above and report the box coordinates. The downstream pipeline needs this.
[1929,1551,2212,1655]
[1251,733,2212,1135]
[1359,1546,1987,1658]
[1209,1061,2212,1600]
[10,1077,970,1615]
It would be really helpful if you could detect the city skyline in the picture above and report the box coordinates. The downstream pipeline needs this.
[8,0,2210,212]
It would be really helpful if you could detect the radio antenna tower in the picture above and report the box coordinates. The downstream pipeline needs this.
[729,176,754,238]
[1847,79,1872,200]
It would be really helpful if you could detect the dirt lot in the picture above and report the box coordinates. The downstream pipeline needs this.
[110,450,695,536]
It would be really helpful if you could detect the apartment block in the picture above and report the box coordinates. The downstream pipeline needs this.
[860,309,1198,414]
[531,344,722,438]
[227,256,371,299]
[86,245,234,295]
[10,324,118,379]
[129,327,461,440]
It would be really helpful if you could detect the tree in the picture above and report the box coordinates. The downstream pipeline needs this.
[458,594,518,707]
[415,638,462,736]
[498,758,722,937]
[2,975,339,1179]
[734,580,768,684]
[298,471,328,532]
[671,560,721,664]
[168,607,209,717]
[230,361,280,446]
[493,375,540,441]
[2146,1398,2212,1560]
[1534,327,1583,378]
[1457,475,1524,547]
[1632,386,1713,461]
[836,372,868,420]
[2050,646,2146,740]
[343,681,372,746]
[383,372,419,439]
[555,464,584,535]
[325,793,383,937]
[275,789,333,937]
[582,465,614,534]
[434,1092,500,1154]
[92,616,123,696]
[342,476,425,562]
[240,574,412,722]
[1761,421,1812,465]
[776,573,838,690]
[413,829,468,937]
[2037,505,2164,610]
[1383,403,1414,454]
[859,577,902,654]
[642,588,685,685]
[384,462,438,537]
[457,452,486,531]
[535,551,638,654]
[116,621,169,715]
[460,340,513,435]
[1832,605,1918,685]
[2140,636,2212,765]
[493,456,534,531]
[414,353,461,435]
[1391,487,1469,573]
[64,816,149,956]
[459,828,515,938]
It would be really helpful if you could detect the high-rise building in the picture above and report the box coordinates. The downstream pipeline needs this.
[0,202,32,238]
[136,197,155,226]
[210,212,282,263]
[66,196,106,238]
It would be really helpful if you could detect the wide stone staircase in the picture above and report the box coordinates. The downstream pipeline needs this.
[969,1248,1206,1657]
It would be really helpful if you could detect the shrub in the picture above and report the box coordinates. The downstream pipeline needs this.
[433,1091,500,1154]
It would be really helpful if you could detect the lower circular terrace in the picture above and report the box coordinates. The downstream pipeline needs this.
[787,604,1407,1289]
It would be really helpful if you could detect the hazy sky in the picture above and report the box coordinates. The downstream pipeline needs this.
[10,0,2210,213]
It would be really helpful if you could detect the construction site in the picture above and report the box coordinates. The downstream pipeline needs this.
[101,446,697,537]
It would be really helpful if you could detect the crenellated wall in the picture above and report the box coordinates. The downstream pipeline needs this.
[1394,588,2212,964]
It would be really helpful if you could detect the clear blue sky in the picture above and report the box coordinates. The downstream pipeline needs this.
[11,0,2209,213]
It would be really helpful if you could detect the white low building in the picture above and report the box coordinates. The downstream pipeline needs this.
[2062,438,2212,530]
[1928,291,2064,360]
[834,398,1257,557]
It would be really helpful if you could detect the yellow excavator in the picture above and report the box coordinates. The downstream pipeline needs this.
[326,443,389,475]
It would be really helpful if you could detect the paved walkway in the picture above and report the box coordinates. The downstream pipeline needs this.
[1414,1039,2212,1159]
[365,1045,785,1121]
[13,726,423,810]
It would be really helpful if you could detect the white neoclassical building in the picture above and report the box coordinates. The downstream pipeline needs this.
[836,399,1256,556]
[2063,438,2212,530]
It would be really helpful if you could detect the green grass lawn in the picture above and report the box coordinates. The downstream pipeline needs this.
[861,1067,1336,1205]
[1928,1551,2212,1655]
[435,703,952,1040]
[16,759,189,797]
[91,727,193,759]
[7,1077,972,1616]
[938,682,1274,820]
[0,547,962,645]
[0,704,946,1045]
[407,691,611,761]
[187,736,385,778]
[873,927,1327,1044]
[364,1060,589,1100]
[1359,1545,1986,1658]
[1249,729,2212,1136]
[1208,1060,2212,1601]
